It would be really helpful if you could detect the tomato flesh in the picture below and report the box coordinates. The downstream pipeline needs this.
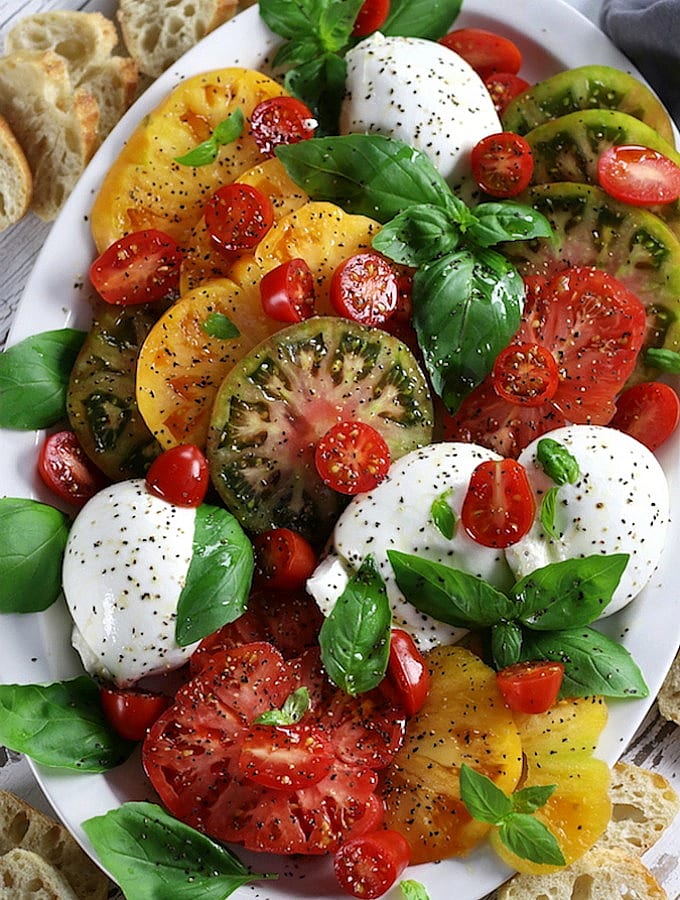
[205,183,274,252]
[89,229,182,305]
[598,144,680,206]
[610,381,680,451]
[37,430,108,507]
[238,723,334,789]
[352,0,390,37]
[461,458,535,549]
[485,72,531,116]
[496,660,565,714]
[334,829,410,900]
[492,342,559,407]
[100,687,170,741]
[145,444,209,507]
[250,96,316,159]
[387,628,430,717]
[471,131,534,198]
[260,257,315,322]
[439,27,522,78]
[330,251,399,326]
[315,420,391,495]
[253,527,318,590]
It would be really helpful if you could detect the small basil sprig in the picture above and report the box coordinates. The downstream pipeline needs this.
[319,555,391,695]
[399,880,431,900]
[646,347,680,373]
[202,312,241,339]
[83,802,275,899]
[460,765,565,867]
[255,687,310,725]
[175,109,244,166]
[535,438,580,538]
[431,489,456,540]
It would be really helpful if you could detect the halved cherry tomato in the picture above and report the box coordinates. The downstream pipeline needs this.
[260,258,315,323]
[461,458,535,549]
[610,381,680,451]
[100,686,170,741]
[598,144,680,206]
[37,430,108,506]
[496,660,565,714]
[253,527,318,590]
[387,628,430,717]
[470,131,534,198]
[315,420,391,495]
[485,72,531,116]
[89,229,182,305]
[352,0,390,37]
[334,829,410,900]
[145,444,209,507]
[205,183,274,253]
[492,342,559,407]
[330,251,399,326]
[238,722,334,789]
[439,28,522,78]
[250,96,316,159]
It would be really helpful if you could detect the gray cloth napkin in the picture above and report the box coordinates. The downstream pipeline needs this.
[600,0,680,125]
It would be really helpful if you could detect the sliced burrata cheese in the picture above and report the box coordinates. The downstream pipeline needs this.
[307,442,515,650]
[505,424,670,617]
[340,33,501,189]
[62,479,200,687]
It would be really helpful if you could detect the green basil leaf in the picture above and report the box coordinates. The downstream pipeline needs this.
[513,554,629,630]
[285,52,346,135]
[83,802,273,899]
[254,687,310,725]
[511,784,557,815]
[498,813,566,866]
[0,678,134,771]
[319,555,391,695]
[536,437,580,485]
[467,203,552,248]
[0,328,86,428]
[412,248,524,411]
[318,0,364,52]
[174,138,219,167]
[0,498,70,612]
[387,550,517,628]
[400,881,431,900]
[646,347,680,373]
[491,620,523,670]
[273,36,321,68]
[276,134,452,222]
[381,0,463,39]
[175,504,254,646]
[459,764,513,824]
[202,312,241,339]
[430,489,456,540]
[520,627,649,699]
[259,0,319,40]
[539,486,560,540]
[213,108,245,145]
[372,204,460,266]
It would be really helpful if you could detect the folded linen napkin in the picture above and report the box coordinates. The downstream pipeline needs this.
[600,0,680,125]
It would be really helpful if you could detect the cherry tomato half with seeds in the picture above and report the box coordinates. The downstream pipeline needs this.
[89,229,182,305]
[471,131,534,198]
[38,430,108,507]
[205,183,274,253]
[334,828,410,900]
[610,381,680,451]
[330,251,399,326]
[145,443,209,507]
[496,660,565,714]
[484,72,531,116]
[260,258,315,323]
[315,420,391,495]
[492,342,559,407]
[238,723,334,790]
[352,0,390,37]
[100,686,170,741]
[598,144,680,206]
[253,527,318,591]
[250,96,317,159]
[439,27,522,78]
[387,629,430,717]
[461,458,535,549]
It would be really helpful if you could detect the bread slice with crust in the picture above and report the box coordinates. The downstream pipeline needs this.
[0,848,80,900]
[80,55,139,140]
[0,114,32,231]
[658,650,680,724]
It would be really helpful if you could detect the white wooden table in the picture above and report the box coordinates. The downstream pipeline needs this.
[0,1,679,898]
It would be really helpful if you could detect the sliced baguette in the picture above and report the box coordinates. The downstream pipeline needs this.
[0,114,32,231]
[658,650,680,725]
[0,848,79,900]
[80,55,139,140]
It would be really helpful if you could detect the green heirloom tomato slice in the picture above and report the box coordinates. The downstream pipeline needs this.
[207,316,433,545]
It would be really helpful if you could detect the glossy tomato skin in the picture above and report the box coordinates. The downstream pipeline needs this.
[315,420,391,495]
[471,132,534,198]
[610,381,680,451]
[330,251,399,326]
[205,183,274,252]
[250,96,316,159]
[387,629,430,717]
[352,0,390,37]
[100,687,170,741]
[37,430,108,507]
[461,458,535,549]
[145,444,209,507]
[89,229,182,305]
[492,342,559,407]
[237,722,334,789]
[598,144,680,206]
[260,258,315,323]
[334,829,411,900]
[439,27,522,78]
[485,72,531,116]
[253,527,318,590]
[496,660,565,714]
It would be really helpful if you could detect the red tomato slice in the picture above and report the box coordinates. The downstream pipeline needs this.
[145,443,209,507]
[484,72,531,116]
[470,131,534,198]
[598,144,680,207]
[238,722,334,789]
[352,0,390,37]
[100,687,170,741]
[610,381,680,451]
[461,458,535,549]
[260,257,315,322]
[89,229,182,305]
[387,628,430,717]
[439,27,522,78]
[37,430,108,507]
[250,96,316,159]
[315,420,391,495]
[492,342,559,407]
[253,527,318,590]
[334,829,411,900]
[205,183,274,253]
[496,660,565,714]
[330,251,399,326]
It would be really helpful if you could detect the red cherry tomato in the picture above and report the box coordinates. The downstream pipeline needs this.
[315,420,391,495]
[100,686,170,741]
[260,258,315,323]
[238,722,334,789]
[610,381,680,451]
[461,458,535,549]
[334,829,410,900]
[471,131,534,198]
[484,72,531,116]
[496,660,565,714]
[598,144,680,206]
[492,342,559,407]
[89,229,182,305]
[205,183,274,253]
[250,96,316,159]
[37,430,108,507]
[145,444,209,507]
[387,629,430,717]
[330,251,399,326]
[439,28,522,78]
[352,0,390,37]
[253,527,318,590]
